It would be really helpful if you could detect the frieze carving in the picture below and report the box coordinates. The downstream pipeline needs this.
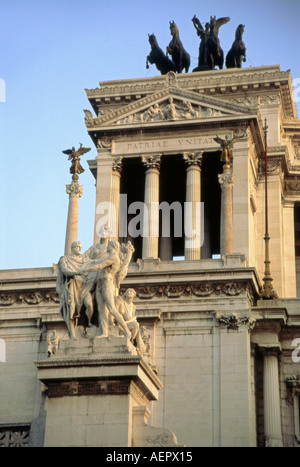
[190,283,215,296]
[87,86,252,129]
[258,157,282,175]
[260,94,280,105]
[285,180,300,192]
[120,281,250,300]
[146,432,182,447]
[287,160,300,173]
[231,96,259,108]
[216,312,256,330]
[114,99,225,125]
[0,290,60,306]
[0,282,252,307]
[165,71,178,88]
[294,143,300,160]
[97,137,112,149]
[46,379,132,398]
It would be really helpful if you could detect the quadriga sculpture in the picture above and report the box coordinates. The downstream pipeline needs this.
[206,15,230,70]
[146,33,177,75]
[166,21,190,73]
[225,24,246,69]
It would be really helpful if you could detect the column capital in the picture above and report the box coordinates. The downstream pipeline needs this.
[258,344,281,358]
[183,151,203,168]
[218,166,234,187]
[66,179,83,198]
[142,154,161,171]
[112,156,123,174]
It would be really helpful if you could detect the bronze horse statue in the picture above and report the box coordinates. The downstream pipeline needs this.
[225,24,246,68]
[206,16,230,70]
[146,34,177,75]
[166,21,190,73]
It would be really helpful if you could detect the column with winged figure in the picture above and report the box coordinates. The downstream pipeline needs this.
[62,143,91,255]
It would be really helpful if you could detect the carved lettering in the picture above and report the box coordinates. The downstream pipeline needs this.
[114,134,229,156]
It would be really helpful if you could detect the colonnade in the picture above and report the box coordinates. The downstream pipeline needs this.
[64,149,235,260]
[107,151,234,261]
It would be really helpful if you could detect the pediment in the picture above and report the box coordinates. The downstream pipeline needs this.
[84,86,255,129]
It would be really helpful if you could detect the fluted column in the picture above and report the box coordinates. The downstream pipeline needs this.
[142,154,161,259]
[218,163,234,256]
[262,347,283,447]
[64,180,83,255]
[110,157,123,241]
[184,152,203,260]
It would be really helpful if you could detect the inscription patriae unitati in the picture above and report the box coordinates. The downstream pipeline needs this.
[112,134,231,155]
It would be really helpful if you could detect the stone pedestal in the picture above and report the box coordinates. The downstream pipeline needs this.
[35,337,174,447]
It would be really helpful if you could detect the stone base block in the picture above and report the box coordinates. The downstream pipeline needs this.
[35,336,179,447]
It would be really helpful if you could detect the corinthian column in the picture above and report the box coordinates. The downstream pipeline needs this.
[142,154,161,259]
[64,180,83,255]
[218,163,234,256]
[110,157,123,241]
[262,347,283,447]
[183,152,203,260]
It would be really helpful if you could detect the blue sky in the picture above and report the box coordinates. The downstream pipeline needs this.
[1,0,300,270]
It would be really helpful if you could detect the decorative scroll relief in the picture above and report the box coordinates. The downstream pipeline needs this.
[294,143,300,160]
[216,312,256,330]
[0,290,59,306]
[120,281,250,300]
[0,280,250,306]
[258,157,282,175]
[286,374,300,405]
[285,179,300,193]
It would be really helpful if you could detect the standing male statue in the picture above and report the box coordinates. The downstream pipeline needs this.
[56,241,94,339]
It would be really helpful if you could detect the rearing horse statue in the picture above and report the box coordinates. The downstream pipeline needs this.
[166,21,190,73]
[206,16,230,70]
[225,24,246,68]
[146,34,177,75]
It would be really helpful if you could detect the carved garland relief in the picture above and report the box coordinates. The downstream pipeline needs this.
[0,281,251,306]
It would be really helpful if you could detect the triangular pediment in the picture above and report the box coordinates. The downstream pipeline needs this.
[85,86,256,129]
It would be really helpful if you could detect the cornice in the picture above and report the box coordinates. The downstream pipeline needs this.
[85,66,295,118]
[0,266,261,308]
[86,66,287,99]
